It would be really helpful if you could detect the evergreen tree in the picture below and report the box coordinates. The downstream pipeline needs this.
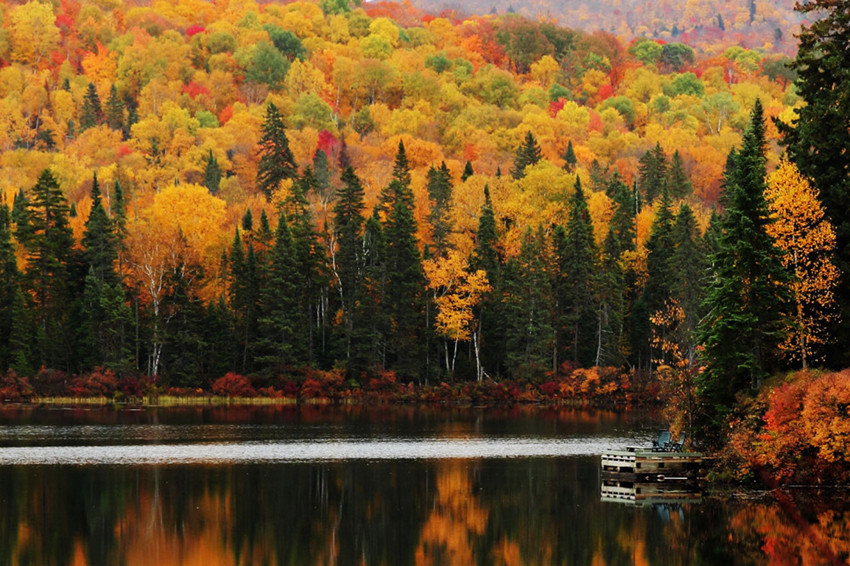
[313,149,331,196]
[644,187,676,316]
[352,208,389,374]
[669,203,707,360]
[80,82,103,132]
[203,149,222,194]
[511,131,543,180]
[606,173,637,254]
[8,288,33,375]
[698,100,791,430]
[556,176,598,367]
[667,150,693,198]
[502,227,554,379]
[0,204,19,370]
[22,170,76,369]
[257,102,298,198]
[242,208,253,233]
[384,142,425,379]
[638,142,668,204]
[589,159,609,192]
[82,172,118,284]
[334,166,367,369]
[228,229,260,373]
[595,227,625,367]
[779,0,850,366]
[427,162,454,257]
[258,213,306,373]
[461,160,474,181]
[562,140,577,172]
[104,85,125,131]
[471,184,503,378]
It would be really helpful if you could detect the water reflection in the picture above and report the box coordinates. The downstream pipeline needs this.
[0,407,847,565]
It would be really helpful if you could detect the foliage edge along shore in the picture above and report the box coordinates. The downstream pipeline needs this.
[1,0,850,486]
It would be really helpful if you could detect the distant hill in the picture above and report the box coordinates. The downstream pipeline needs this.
[410,0,804,54]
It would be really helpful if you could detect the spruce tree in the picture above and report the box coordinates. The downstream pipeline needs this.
[0,204,19,370]
[82,172,118,284]
[80,82,103,132]
[257,102,298,198]
[556,176,598,367]
[461,160,474,182]
[229,229,260,373]
[667,150,693,198]
[384,142,425,379]
[562,140,577,172]
[427,162,454,257]
[313,149,331,196]
[698,100,791,430]
[203,149,222,195]
[595,227,625,367]
[334,166,366,368]
[638,143,668,204]
[669,203,707,359]
[511,131,543,180]
[23,169,75,369]
[258,213,306,373]
[644,187,675,316]
[471,184,502,378]
[105,85,125,131]
[353,208,389,374]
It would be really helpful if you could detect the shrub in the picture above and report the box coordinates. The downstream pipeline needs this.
[211,373,256,397]
[67,368,118,398]
[0,371,36,402]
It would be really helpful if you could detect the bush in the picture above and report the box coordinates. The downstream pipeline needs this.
[67,368,118,397]
[0,371,36,402]
[211,373,256,397]
[300,369,345,400]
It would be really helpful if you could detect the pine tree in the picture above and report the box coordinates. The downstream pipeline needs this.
[638,143,668,204]
[644,187,675,316]
[257,102,298,198]
[0,203,19,370]
[23,169,76,369]
[595,227,625,367]
[563,140,577,172]
[698,100,791,430]
[384,142,425,379]
[779,0,850,366]
[471,184,502,378]
[461,160,474,182]
[105,84,125,131]
[334,166,366,368]
[80,82,103,132]
[556,176,598,367]
[257,213,306,373]
[313,148,331,196]
[668,203,707,362]
[229,229,260,373]
[203,149,222,195]
[352,208,389,374]
[667,150,693,198]
[82,172,118,284]
[427,162,454,257]
[511,131,543,180]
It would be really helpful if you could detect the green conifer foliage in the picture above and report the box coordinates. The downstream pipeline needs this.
[461,160,474,181]
[698,100,791,430]
[638,142,668,204]
[667,150,693,198]
[80,82,103,132]
[105,84,125,131]
[563,140,577,172]
[511,131,543,179]
[334,166,366,368]
[204,150,222,195]
[0,204,19,370]
[427,161,454,257]
[82,172,118,284]
[257,102,298,198]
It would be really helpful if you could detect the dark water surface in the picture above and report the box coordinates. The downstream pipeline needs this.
[0,405,846,565]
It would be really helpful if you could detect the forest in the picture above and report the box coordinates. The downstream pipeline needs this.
[0,0,849,461]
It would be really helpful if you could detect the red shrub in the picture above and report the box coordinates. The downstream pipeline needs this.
[300,369,345,400]
[68,368,118,397]
[0,371,36,402]
[211,373,256,397]
[117,376,144,398]
[366,370,399,394]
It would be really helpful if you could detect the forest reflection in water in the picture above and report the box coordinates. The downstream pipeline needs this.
[0,405,847,565]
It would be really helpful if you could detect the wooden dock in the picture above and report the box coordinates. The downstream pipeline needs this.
[601,449,705,482]
[600,479,703,504]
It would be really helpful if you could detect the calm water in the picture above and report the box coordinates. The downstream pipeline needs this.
[0,405,847,565]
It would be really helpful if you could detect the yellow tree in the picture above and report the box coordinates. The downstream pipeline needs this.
[424,251,491,381]
[765,159,840,368]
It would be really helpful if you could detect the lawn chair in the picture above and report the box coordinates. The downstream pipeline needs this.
[651,430,671,452]
[667,433,685,452]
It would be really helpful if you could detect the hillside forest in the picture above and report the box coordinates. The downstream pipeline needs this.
[0,0,848,434]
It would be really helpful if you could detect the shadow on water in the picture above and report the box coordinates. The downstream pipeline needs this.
[0,406,846,565]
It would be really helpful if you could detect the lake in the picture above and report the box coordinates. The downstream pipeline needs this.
[0,405,847,565]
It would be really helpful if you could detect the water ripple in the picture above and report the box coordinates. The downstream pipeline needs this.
[0,437,631,465]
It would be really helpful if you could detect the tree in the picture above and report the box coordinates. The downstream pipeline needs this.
[21,170,76,370]
[203,149,222,195]
[383,142,425,379]
[461,160,474,182]
[471,185,502,379]
[427,162,454,257]
[779,0,850,366]
[669,203,707,361]
[638,143,667,204]
[667,150,693,198]
[257,102,298,198]
[644,187,675,318]
[80,82,103,132]
[257,212,306,373]
[555,176,598,367]
[333,166,366,369]
[698,101,791,431]
[562,140,577,172]
[105,85,125,132]
[82,173,118,285]
[511,131,543,180]
[0,204,19,370]
[765,159,840,368]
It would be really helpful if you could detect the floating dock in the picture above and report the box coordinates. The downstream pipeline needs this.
[601,449,705,482]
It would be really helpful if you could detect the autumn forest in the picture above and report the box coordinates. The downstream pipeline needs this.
[0,0,849,463]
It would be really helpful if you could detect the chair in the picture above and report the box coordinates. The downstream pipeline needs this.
[651,430,671,452]
[667,433,685,452]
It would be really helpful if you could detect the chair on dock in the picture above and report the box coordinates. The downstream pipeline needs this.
[667,433,685,452]
[651,430,671,452]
